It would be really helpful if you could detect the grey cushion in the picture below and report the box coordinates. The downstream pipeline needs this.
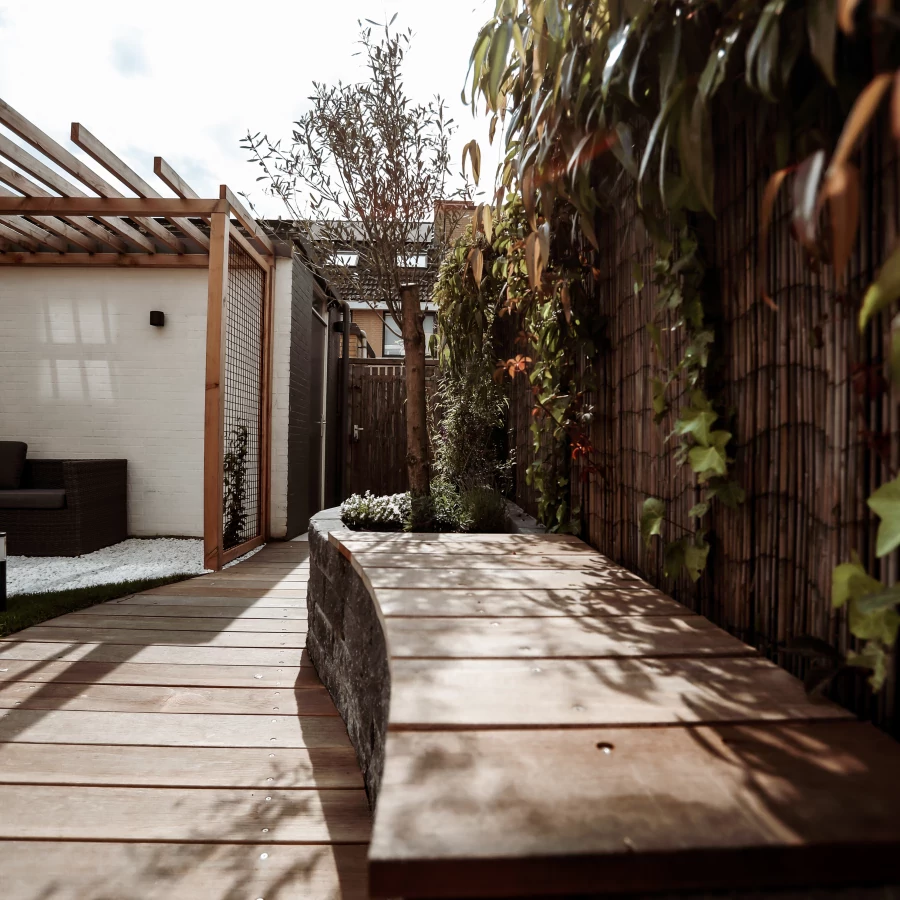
[0,489,66,510]
[0,442,27,490]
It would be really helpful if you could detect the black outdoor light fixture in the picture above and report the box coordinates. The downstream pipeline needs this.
[0,532,6,613]
[150,311,165,327]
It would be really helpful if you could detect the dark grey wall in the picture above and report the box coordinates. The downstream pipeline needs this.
[324,305,342,509]
[285,254,314,538]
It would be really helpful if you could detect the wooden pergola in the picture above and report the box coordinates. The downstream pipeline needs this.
[0,98,278,571]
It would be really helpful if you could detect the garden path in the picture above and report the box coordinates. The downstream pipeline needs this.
[0,540,369,899]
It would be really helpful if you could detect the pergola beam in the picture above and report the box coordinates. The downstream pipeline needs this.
[0,134,155,253]
[154,156,200,200]
[0,221,40,251]
[0,252,210,267]
[0,211,67,252]
[0,160,115,252]
[0,197,227,216]
[0,99,185,254]
[72,124,210,252]
[220,185,274,255]
[0,184,99,252]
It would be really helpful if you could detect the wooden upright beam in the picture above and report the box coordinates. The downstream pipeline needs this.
[0,98,184,253]
[259,261,276,543]
[0,197,225,216]
[220,185,274,255]
[204,212,230,571]
[0,134,152,253]
[71,124,210,252]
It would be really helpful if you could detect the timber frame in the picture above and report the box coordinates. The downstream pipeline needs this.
[0,97,277,570]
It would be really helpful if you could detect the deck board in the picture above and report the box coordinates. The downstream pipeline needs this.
[325,530,900,898]
[0,542,367,899]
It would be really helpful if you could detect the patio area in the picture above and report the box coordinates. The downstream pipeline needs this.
[0,540,369,900]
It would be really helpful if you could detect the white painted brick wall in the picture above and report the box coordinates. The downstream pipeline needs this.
[269,256,292,538]
[0,267,207,536]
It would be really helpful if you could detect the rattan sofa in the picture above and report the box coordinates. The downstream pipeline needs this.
[0,458,127,557]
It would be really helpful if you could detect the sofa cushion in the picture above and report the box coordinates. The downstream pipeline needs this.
[0,442,27,490]
[0,489,67,510]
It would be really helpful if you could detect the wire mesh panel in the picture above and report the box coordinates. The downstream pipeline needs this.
[222,239,265,551]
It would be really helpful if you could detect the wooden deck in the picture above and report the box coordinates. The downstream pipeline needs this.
[326,530,900,898]
[0,541,370,900]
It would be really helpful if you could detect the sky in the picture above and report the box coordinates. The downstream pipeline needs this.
[0,0,502,218]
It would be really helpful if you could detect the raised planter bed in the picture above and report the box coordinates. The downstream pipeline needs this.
[307,508,900,899]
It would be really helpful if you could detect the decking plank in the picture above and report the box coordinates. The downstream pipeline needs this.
[44,612,306,631]
[0,659,316,688]
[0,709,352,747]
[140,585,307,599]
[354,551,639,570]
[388,656,852,727]
[384,615,755,659]
[0,784,371,842]
[0,841,368,900]
[3,625,305,649]
[0,681,337,716]
[375,587,688,618]
[70,603,305,619]
[0,743,362,788]
[369,723,900,897]
[0,641,305,666]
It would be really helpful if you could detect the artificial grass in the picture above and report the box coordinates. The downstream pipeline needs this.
[0,573,195,637]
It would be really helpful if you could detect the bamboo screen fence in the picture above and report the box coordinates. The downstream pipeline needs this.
[509,110,900,734]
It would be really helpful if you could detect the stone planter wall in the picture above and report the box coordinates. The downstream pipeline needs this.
[307,508,390,806]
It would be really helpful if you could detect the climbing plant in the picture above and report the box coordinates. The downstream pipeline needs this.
[462,0,900,688]
[223,422,249,550]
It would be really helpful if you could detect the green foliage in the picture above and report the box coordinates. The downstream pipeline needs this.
[223,422,249,549]
[867,475,900,558]
[640,497,665,548]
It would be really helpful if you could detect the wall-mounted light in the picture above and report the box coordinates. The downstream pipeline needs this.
[150,311,165,327]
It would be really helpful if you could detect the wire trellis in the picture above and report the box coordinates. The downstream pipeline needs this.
[222,239,264,551]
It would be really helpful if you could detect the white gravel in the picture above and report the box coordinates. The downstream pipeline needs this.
[8,538,264,596]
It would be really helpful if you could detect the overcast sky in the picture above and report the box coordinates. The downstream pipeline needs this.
[0,0,501,218]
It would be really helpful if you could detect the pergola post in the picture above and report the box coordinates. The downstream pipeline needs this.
[204,212,230,570]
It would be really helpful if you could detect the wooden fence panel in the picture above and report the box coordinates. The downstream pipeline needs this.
[347,360,438,497]
[508,109,900,733]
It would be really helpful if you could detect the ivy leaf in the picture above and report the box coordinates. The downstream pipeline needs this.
[806,0,837,85]
[640,497,665,548]
[674,407,718,446]
[689,501,710,519]
[859,244,900,332]
[847,643,889,691]
[849,601,900,647]
[689,441,729,480]
[684,534,710,582]
[706,480,746,509]
[832,553,882,609]
[867,475,900,557]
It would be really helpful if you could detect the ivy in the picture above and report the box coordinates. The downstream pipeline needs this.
[462,0,900,689]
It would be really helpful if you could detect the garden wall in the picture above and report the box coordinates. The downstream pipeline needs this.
[0,266,207,537]
[510,110,900,734]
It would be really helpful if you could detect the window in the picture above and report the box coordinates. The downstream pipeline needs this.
[383,313,435,357]
[333,252,359,267]
[397,253,429,268]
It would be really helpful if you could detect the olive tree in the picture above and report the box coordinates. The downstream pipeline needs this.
[243,20,470,509]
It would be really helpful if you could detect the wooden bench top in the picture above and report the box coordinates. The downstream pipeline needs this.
[327,529,900,898]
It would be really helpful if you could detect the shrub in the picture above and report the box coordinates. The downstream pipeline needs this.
[459,484,510,533]
[340,491,410,531]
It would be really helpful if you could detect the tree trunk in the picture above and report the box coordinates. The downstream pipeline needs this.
[399,284,430,500]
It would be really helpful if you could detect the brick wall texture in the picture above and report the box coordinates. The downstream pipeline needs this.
[0,267,207,536]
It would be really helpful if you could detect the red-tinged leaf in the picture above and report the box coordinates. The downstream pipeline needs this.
[821,161,860,281]
[893,70,900,141]
[522,166,537,231]
[560,281,572,324]
[837,0,861,33]
[791,149,826,255]
[830,73,893,172]
[525,231,539,290]
[759,168,791,309]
